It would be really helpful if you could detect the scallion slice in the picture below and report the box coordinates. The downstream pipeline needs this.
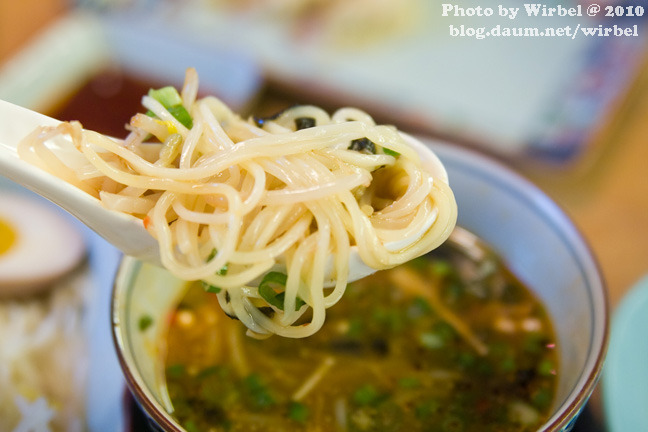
[148,86,183,108]
[382,147,401,157]
[258,272,305,311]
[147,86,193,129]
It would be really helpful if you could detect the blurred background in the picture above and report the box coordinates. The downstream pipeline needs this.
[0,0,647,430]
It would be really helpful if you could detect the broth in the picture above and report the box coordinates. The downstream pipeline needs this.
[162,246,558,432]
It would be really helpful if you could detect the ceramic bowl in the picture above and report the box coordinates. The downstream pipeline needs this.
[112,140,608,431]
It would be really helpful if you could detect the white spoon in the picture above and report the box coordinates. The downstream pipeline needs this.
[0,99,161,265]
[0,99,448,283]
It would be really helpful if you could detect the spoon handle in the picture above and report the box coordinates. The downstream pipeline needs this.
[0,100,67,198]
[0,99,161,264]
[0,99,61,155]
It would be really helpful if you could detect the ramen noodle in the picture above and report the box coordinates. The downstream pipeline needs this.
[18,68,456,338]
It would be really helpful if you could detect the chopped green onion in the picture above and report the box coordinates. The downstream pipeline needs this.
[147,86,193,129]
[258,272,287,309]
[183,420,200,432]
[415,398,440,420]
[202,249,227,291]
[371,307,405,332]
[408,256,430,271]
[398,377,421,389]
[138,315,153,332]
[206,248,217,262]
[431,259,453,277]
[352,384,382,406]
[201,280,222,294]
[407,297,432,319]
[348,137,376,154]
[413,297,432,313]
[457,351,476,369]
[258,272,305,311]
[382,147,400,157]
[522,332,546,354]
[537,358,555,376]
[206,249,228,274]
[346,317,363,338]
[432,321,457,342]
[148,86,183,108]
[295,117,316,130]
[167,105,193,129]
[499,355,516,373]
[166,364,185,379]
[288,401,309,423]
[532,386,553,409]
[196,365,221,379]
[274,289,306,310]
[244,373,275,409]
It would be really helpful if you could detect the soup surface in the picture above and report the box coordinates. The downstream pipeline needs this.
[163,246,558,432]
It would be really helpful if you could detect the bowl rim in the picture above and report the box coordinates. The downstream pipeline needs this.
[111,141,609,432]
[431,140,609,431]
[112,257,185,431]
